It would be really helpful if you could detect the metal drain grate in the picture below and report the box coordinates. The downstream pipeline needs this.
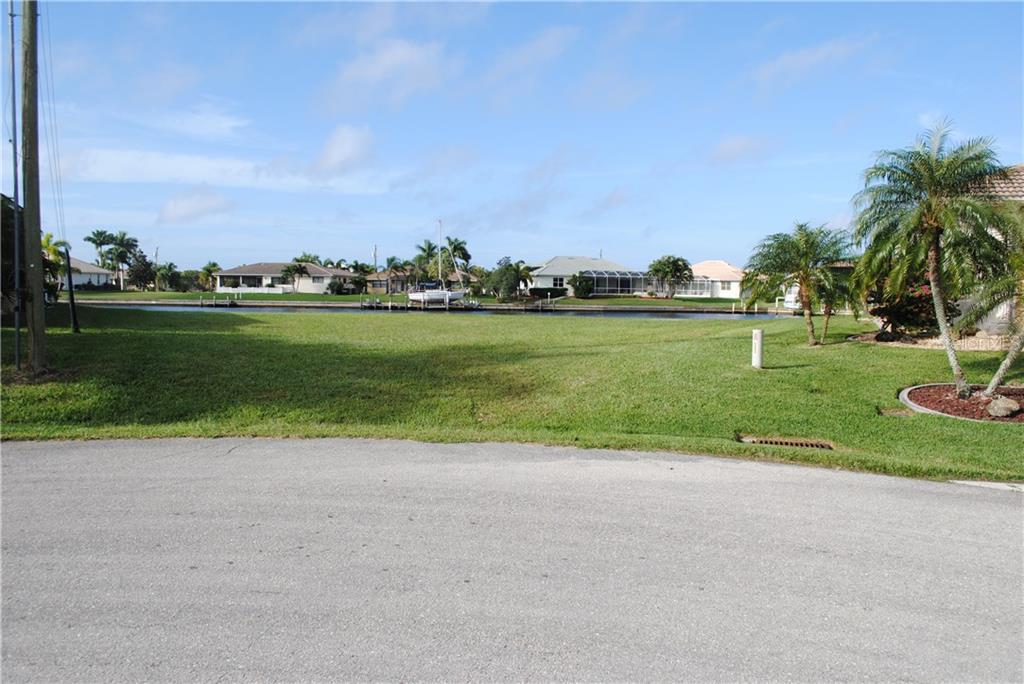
[737,435,834,450]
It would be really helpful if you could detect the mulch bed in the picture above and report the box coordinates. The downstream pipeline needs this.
[907,385,1024,423]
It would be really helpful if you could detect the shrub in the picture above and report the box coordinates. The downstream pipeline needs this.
[567,274,593,298]
[868,282,959,337]
[528,287,567,299]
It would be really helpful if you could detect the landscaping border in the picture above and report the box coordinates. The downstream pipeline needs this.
[898,384,1019,424]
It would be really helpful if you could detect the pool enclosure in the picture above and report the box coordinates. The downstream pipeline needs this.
[578,269,652,295]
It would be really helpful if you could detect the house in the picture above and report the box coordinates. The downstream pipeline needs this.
[531,256,642,296]
[215,262,356,294]
[68,256,114,289]
[684,260,746,299]
[366,268,412,294]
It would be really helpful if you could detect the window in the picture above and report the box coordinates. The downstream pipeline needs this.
[721,281,732,291]
[312,276,324,283]
[553,277,564,288]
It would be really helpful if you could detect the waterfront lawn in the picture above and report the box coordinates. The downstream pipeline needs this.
[72,291,408,303]
[2,307,1020,480]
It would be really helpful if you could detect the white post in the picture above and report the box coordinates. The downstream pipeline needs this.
[754,302,758,314]
[732,303,735,314]
[752,329,763,369]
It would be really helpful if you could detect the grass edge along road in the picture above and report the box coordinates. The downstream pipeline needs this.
[2,307,1020,481]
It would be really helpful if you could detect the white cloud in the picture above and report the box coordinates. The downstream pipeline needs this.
[325,39,460,110]
[311,125,374,175]
[917,110,945,130]
[486,26,578,84]
[753,35,876,89]
[709,136,775,166]
[292,4,395,46]
[572,67,649,111]
[64,147,387,195]
[484,26,578,104]
[158,187,234,223]
[143,102,250,141]
[137,61,201,101]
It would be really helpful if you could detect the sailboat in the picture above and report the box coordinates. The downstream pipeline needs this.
[407,220,468,305]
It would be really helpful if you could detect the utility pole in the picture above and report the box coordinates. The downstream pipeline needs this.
[20,0,45,372]
[153,245,159,292]
[8,0,21,369]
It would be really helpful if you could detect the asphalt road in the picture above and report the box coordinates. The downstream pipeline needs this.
[2,439,1022,682]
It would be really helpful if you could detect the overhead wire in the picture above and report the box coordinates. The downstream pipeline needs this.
[39,1,66,243]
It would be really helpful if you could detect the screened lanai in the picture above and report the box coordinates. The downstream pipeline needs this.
[578,269,651,295]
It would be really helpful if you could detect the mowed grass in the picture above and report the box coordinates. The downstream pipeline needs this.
[73,291,404,303]
[2,307,1021,480]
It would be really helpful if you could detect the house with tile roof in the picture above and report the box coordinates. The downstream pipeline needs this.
[685,260,746,299]
[215,262,357,294]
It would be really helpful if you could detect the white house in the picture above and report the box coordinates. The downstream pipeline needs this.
[682,260,745,299]
[68,256,114,288]
[530,256,642,295]
[215,262,357,294]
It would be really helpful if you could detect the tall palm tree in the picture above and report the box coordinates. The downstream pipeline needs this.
[156,262,179,291]
[512,261,533,292]
[446,236,471,270]
[108,231,139,290]
[293,252,322,265]
[853,121,1009,397]
[199,261,221,292]
[280,262,309,291]
[742,223,850,346]
[416,240,438,279]
[84,229,113,267]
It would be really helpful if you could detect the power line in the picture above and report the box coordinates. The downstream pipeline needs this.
[38,1,65,243]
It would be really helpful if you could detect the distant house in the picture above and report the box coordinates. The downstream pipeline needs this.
[68,256,114,289]
[531,256,641,296]
[684,260,745,300]
[366,268,412,294]
[215,262,356,294]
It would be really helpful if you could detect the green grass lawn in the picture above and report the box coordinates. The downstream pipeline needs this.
[558,296,772,309]
[72,291,404,303]
[2,307,1020,480]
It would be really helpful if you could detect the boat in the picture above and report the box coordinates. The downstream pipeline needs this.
[408,220,468,305]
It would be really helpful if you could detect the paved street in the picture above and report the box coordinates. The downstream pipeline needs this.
[2,438,1021,682]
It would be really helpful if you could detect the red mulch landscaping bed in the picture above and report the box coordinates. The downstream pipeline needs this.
[907,385,1024,423]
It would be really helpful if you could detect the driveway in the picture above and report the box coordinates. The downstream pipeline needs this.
[2,439,1021,681]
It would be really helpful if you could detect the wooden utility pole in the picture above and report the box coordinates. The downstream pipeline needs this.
[20,0,45,372]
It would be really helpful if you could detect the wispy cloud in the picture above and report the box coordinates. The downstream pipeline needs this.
[572,67,649,111]
[158,186,234,223]
[311,124,374,175]
[709,135,775,166]
[141,101,250,142]
[291,4,395,46]
[324,39,461,110]
[579,187,629,222]
[484,26,578,105]
[137,61,201,102]
[753,35,877,90]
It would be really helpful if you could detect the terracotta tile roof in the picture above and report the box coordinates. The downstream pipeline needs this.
[691,260,744,281]
[976,164,1024,201]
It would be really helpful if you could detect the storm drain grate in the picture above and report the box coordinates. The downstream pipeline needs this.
[737,435,834,450]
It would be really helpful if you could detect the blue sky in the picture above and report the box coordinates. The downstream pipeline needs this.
[7,1,1023,271]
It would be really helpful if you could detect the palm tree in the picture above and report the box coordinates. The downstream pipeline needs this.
[156,262,179,291]
[416,240,438,278]
[40,232,69,284]
[853,121,1009,397]
[816,267,860,345]
[199,261,221,292]
[446,236,471,270]
[294,252,322,265]
[647,255,693,298]
[512,261,533,292]
[280,262,309,291]
[955,205,1024,397]
[84,229,113,267]
[107,231,139,290]
[742,223,850,346]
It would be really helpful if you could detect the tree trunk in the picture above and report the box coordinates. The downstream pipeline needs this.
[800,284,817,346]
[926,232,970,398]
[820,308,832,345]
[983,293,1024,397]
